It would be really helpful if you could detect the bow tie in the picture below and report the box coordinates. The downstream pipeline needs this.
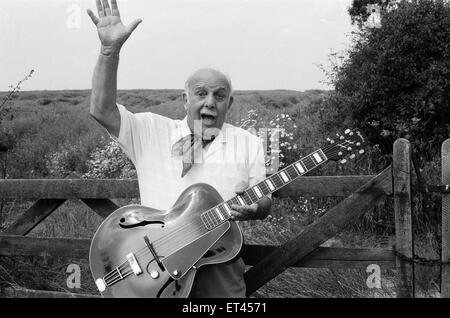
[171,134,215,177]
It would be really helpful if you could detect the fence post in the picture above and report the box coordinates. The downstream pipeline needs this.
[393,138,415,298]
[442,139,450,298]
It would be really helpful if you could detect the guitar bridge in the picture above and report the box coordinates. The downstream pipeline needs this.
[126,253,143,275]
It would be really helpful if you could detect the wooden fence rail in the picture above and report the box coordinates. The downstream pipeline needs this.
[0,138,448,298]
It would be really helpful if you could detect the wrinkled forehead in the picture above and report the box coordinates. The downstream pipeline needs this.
[186,70,232,93]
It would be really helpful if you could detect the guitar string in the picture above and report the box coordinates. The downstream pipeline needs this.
[101,140,359,285]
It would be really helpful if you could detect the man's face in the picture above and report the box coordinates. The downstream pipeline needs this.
[183,69,234,139]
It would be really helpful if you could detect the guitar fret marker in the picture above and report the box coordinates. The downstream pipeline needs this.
[254,186,262,198]
[313,153,323,163]
[224,203,232,216]
[266,180,275,191]
[237,196,245,205]
[215,208,224,221]
[295,162,305,174]
[280,171,290,183]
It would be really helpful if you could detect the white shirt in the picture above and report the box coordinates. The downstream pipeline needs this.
[111,103,267,297]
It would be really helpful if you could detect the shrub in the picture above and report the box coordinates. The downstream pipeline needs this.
[324,0,450,165]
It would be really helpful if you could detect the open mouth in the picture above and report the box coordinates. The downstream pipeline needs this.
[200,114,216,124]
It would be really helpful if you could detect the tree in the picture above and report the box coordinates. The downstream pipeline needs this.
[325,0,450,165]
[348,0,398,27]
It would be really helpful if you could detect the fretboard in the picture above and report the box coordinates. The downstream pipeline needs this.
[200,148,328,230]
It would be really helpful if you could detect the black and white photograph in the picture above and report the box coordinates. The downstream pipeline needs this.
[0,0,449,305]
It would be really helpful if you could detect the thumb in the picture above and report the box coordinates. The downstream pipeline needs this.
[127,19,143,34]
[234,180,248,195]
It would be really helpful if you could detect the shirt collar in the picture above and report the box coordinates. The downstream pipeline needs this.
[172,116,228,145]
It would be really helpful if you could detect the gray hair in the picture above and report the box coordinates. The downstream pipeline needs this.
[184,68,234,102]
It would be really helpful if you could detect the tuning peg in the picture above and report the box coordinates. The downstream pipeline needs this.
[347,147,352,151]
[344,129,351,134]
[359,149,365,154]
[340,136,345,140]
[356,142,361,146]
[350,154,356,159]
[338,151,343,156]
[340,159,347,164]
[349,132,354,136]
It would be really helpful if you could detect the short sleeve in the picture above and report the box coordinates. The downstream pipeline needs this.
[108,103,169,166]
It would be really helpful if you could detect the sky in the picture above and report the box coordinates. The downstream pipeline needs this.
[0,0,355,91]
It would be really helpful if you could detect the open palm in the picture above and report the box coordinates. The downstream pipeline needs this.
[87,0,142,51]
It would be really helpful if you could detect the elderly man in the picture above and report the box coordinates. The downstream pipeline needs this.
[88,0,271,298]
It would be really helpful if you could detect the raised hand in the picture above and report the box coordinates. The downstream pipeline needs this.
[87,0,142,54]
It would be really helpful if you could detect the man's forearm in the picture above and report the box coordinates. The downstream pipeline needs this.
[90,46,120,117]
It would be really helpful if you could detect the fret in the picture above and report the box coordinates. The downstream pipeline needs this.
[236,195,245,205]
[301,156,316,170]
[258,181,271,196]
[242,191,254,205]
[201,213,210,228]
[223,203,232,218]
[294,161,306,174]
[206,212,214,228]
[211,209,220,224]
[223,200,233,217]
[253,185,263,198]
[211,211,219,226]
[265,179,275,191]
[317,149,327,161]
[230,197,240,206]
[311,151,324,165]
[270,174,284,188]
[215,207,224,221]
[285,165,299,180]
[279,170,290,183]
[245,189,257,204]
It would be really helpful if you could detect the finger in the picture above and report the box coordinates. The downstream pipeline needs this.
[127,19,143,33]
[230,210,243,221]
[230,204,242,212]
[95,0,105,18]
[102,0,111,16]
[86,9,100,25]
[110,0,120,16]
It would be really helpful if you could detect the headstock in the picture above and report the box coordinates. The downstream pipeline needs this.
[322,128,366,163]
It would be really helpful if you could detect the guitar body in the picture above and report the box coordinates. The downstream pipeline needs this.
[89,183,243,298]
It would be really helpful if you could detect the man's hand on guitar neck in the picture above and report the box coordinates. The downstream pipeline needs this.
[230,197,271,221]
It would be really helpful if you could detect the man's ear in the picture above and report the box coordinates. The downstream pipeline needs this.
[228,96,234,110]
[182,92,188,110]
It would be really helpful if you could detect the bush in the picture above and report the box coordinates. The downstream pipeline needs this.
[83,138,136,179]
[324,0,450,165]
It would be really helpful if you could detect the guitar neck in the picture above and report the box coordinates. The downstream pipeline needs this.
[200,148,329,230]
